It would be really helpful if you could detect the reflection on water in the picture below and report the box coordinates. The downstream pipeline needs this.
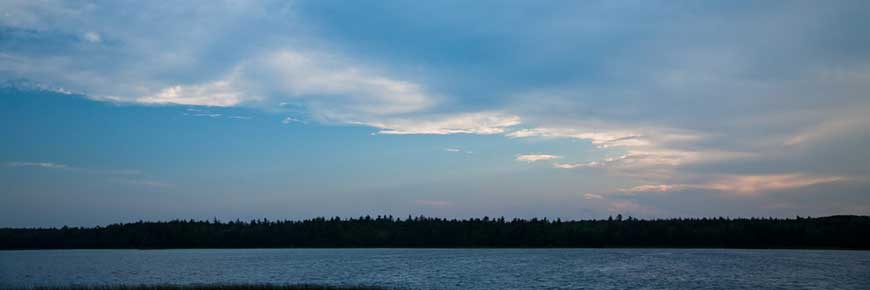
[1,249,868,290]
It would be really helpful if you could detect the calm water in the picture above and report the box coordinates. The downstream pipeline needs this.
[1,249,869,290]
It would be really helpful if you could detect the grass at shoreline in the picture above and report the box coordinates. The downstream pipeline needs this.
[14,285,398,290]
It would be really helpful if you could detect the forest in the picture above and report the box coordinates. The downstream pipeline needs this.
[1,215,867,250]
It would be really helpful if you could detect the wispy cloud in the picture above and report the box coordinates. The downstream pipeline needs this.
[6,161,172,190]
[6,161,68,169]
[361,112,520,135]
[281,117,306,124]
[191,113,222,118]
[132,80,252,107]
[6,161,140,176]
[508,128,652,148]
[516,154,561,163]
[583,193,604,200]
[444,148,472,154]
[113,178,173,188]
[182,108,225,118]
[619,174,848,195]
[260,50,434,115]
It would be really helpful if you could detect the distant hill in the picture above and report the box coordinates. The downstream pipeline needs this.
[1,215,868,250]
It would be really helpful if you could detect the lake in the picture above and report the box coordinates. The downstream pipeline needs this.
[1,249,868,290]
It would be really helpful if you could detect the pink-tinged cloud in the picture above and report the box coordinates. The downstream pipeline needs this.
[704,174,847,195]
[619,174,847,195]
[620,184,682,193]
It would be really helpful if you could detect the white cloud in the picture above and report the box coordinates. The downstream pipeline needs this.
[260,50,435,116]
[583,193,604,200]
[553,163,585,169]
[359,112,521,135]
[509,128,651,148]
[78,48,487,136]
[516,154,561,163]
[5,161,141,176]
[83,31,101,43]
[6,161,68,169]
[281,117,304,124]
[191,113,222,118]
[445,148,473,154]
[134,81,251,107]
[1,3,520,138]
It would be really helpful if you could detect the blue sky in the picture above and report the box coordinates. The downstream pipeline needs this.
[1,1,869,227]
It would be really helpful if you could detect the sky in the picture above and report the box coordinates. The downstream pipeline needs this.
[1,1,869,227]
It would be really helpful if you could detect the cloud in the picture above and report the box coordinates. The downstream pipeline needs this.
[508,128,652,148]
[360,112,520,135]
[516,154,561,163]
[259,50,434,116]
[114,179,173,188]
[6,161,67,169]
[620,184,684,193]
[783,111,870,147]
[620,174,848,195]
[5,161,141,176]
[553,163,586,169]
[134,81,250,107]
[551,149,755,181]
[6,161,170,190]
[507,124,752,177]
[444,147,472,154]
[191,113,222,118]
[553,155,628,169]
[583,193,604,200]
[2,1,869,217]
[506,125,703,147]
[701,174,848,195]
[281,117,304,124]
[0,3,447,131]
[82,31,101,43]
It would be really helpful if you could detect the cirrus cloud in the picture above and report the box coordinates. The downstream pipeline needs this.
[516,154,562,163]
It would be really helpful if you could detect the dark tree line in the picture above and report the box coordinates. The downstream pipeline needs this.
[1,215,867,250]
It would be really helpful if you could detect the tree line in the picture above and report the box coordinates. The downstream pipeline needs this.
[1,215,867,250]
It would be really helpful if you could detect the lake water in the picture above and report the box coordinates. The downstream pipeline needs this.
[1,249,868,290]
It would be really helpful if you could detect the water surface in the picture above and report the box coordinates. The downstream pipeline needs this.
[1,249,868,290]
